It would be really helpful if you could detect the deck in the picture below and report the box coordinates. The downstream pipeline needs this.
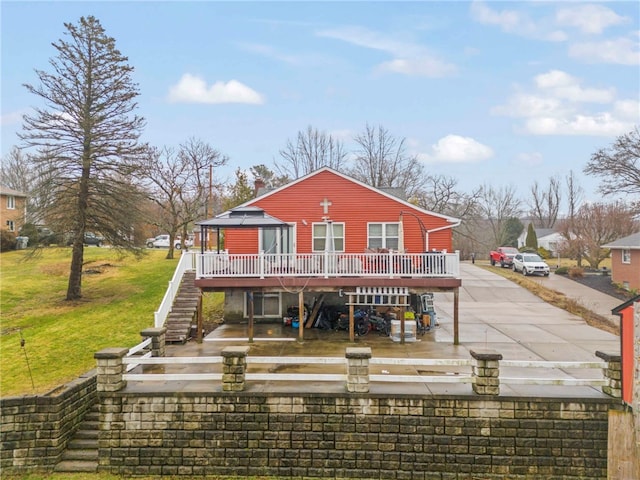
[193,251,461,290]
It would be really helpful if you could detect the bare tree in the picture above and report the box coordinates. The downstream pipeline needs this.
[416,174,481,219]
[276,125,347,179]
[557,170,585,264]
[0,147,39,225]
[349,124,425,198]
[477,184,523,247]
[18,16,147,300]
[528,176,561,228]
[585,127,640,203]
[564,202,639,268]
[0,147,32,193]
[143,139,227,259]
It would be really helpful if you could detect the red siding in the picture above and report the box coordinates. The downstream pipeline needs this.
[225,170,455,254]
[610,249,640,291]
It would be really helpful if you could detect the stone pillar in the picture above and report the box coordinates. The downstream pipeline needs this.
[221,346,250,391]
[140,327,166,357]
[94,348,128,392]
[346,347,371,393]
[596,351,622,398]
[471,349,502,395]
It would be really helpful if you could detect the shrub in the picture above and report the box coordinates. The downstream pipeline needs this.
[568,267,585,278]
[537,246,552,259]
[555,266,569,275]
[0,230,17,252]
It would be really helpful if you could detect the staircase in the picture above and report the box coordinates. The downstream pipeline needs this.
[54,402,99,473]
[165,270,201,343]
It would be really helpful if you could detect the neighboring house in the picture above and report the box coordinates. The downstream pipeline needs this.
[0,184,28,234]
[602,232,640,292]
[193,167,463,339]
[517,225,563,254]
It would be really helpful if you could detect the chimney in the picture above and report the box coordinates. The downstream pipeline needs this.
[254,178,265,197]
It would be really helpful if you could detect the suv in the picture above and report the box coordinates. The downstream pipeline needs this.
[513,253,550,276]
[146,234,193,249]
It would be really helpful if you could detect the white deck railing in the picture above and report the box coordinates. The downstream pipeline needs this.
[154,251,196,328]
[122,354,607,389]
[195,251,459,279]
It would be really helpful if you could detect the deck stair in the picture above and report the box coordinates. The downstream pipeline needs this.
[54,401,99,473]
[165,271,201,343]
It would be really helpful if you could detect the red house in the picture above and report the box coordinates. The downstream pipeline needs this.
[602,232,640,292]
[194,168,463,342]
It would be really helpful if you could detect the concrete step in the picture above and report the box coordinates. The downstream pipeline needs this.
[54,460,98,473]
[74,429,98,440]
[60,447,98,461]
[67,438,98,450]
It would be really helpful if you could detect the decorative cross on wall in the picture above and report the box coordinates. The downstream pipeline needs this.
[320,198,332,215]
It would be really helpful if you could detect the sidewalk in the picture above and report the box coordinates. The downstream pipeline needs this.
[510,264,623,325]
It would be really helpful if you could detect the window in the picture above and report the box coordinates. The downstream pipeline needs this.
[622,249,631,264]
[6,195,15,210]
[312,222,344,252]
[260,224,295,254]
[368,223,399,250]
[6,220,15,232]
[245,292,281,318]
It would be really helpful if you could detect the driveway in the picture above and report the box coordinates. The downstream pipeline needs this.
[433,262,619,363]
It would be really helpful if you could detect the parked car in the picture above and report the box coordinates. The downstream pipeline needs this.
[66,232,104,247]
[489,246,519,268]
[512,253,550,276]
[83,232,104,246]
[146,234,193,249]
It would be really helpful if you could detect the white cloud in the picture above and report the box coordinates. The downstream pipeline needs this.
[1,110,24,126]
[555,5,628,35]
[493,70,635,136]
[470,1,567,42]
[534,70,615,103]
[167,74,264,105]
[524,114,632,136]
[317,26,457,78]
[613,99,640,120]
[419,134,494,164]
[377,57,456,77]
[568,36,640,65]
[492,93,567,119]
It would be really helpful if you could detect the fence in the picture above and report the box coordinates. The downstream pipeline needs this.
[195,251,460,279]
[97,336,621,397]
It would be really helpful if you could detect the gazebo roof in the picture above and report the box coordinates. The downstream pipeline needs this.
[196,206,288,229]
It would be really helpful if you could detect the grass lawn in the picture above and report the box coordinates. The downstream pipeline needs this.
[0,247,178,397]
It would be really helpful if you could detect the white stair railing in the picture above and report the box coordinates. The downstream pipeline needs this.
[154,251,196,328]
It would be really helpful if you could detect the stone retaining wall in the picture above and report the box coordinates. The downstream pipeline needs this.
[98,392,615,479]
[0,370,97,473]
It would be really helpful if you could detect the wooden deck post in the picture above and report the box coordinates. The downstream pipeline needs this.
[349,296,355,342]
[454,288,459,345]
[298,291,304,341]
[248,291,254,343]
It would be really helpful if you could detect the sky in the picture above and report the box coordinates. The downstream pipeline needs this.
[1,1,639,203]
